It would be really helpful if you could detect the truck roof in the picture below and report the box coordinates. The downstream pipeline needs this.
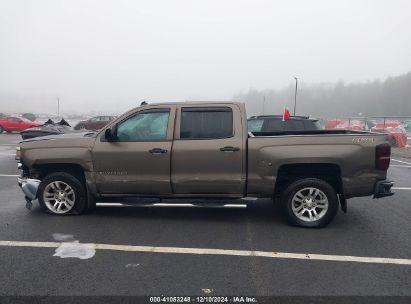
[139,101,245,107]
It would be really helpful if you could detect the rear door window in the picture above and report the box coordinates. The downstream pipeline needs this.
[180,107,233,139]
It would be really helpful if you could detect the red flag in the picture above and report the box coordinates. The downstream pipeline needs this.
[282,107,290,121]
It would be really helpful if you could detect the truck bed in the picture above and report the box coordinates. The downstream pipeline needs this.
[250,130,373,137]
[246,131,389,198]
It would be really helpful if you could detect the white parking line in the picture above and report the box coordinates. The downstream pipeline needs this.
[393,187,411,190]
[392,158,411,165]
[390,165,411,168]
[0,174,18,177]
[0,240,410,265]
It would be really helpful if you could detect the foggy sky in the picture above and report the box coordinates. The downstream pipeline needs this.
[1,0,411,114]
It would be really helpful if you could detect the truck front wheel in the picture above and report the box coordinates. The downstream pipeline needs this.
[38,172,87,215]
[281,178,338,228]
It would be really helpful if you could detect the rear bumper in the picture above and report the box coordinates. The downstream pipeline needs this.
[373,180,395,199]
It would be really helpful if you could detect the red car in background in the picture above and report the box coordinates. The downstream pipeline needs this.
[0,116,42,133]
[74,115,116,131]
[325,119,344,129]
[325,119,367,131]
[371,121,408,148]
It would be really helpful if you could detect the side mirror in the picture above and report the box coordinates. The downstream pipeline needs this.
[105,127,117,142]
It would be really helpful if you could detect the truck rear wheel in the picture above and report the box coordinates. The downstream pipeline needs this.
[281,178,338,228]
[38,172,87,215]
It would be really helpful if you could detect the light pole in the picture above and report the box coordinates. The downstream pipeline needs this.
[293,77,298,116]
[262,95,266,115]
[57,96,60,118]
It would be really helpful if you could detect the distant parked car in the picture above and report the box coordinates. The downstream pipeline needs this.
[20,118,86,140]
[0,116,42,133]
[371,121,408,148]
[21,113,37,122]
[325,119,367,132]
[248,115,321,133]
[0,113,5,119]
[74,115,116,131]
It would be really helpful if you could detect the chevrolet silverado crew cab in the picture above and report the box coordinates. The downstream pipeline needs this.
[16,102,394,227]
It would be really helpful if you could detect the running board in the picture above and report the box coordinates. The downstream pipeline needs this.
[96,202,247,209]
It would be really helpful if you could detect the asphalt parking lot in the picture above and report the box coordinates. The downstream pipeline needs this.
[0,133,410,297]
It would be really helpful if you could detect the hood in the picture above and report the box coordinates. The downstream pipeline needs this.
[20,131,96,143]
[18,131,97,170]
[20,131,96,145]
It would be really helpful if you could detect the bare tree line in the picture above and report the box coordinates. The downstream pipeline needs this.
[234,71,411,118]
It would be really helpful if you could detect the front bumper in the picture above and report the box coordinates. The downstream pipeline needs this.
[373,180,395,199]
[18,176,41,201]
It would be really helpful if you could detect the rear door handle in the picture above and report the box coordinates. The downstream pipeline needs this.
[149,148,168,154]
[220,146,240,152]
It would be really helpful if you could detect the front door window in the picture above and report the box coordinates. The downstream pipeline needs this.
[117,110,170,141]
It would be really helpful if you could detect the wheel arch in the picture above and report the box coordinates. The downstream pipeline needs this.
[275,163,343,197]
[33,163,96,210]
[33,163,86,182]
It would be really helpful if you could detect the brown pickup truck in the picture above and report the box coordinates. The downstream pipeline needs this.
[16,102,394,227]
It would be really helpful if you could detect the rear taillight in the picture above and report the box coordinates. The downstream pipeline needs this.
[375,143,391,170]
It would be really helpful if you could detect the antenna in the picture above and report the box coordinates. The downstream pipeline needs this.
[293,77,298,115]
[262,96,266,115]
[57,96,60,118]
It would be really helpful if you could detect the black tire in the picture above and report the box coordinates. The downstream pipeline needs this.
[85,185,97,213]
[281,178,339,228]
[0,125,3,133]
[75,124,86,130]
[38,172,87,215]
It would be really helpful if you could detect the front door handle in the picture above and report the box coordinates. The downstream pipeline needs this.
[149,148,168,154]
[220,146,240,152]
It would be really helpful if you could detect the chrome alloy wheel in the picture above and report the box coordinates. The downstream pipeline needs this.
[291,187,329,222]
[43,181,76,214]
